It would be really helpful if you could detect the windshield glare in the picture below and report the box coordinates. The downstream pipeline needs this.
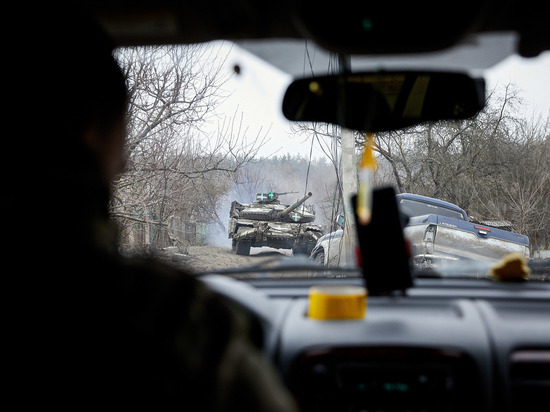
[112,41,550,281]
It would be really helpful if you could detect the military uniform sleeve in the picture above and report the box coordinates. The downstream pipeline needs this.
[215,338,300,412]
[187,283,300,412]
[117,258,299,411]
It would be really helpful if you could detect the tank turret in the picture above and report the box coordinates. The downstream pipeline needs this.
[253,191,297,204]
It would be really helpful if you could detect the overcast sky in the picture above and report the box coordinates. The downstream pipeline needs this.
[208,41,550,159]
[485,52,550,118]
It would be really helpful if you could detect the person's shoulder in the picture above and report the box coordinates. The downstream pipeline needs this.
[111,254,249,332]
[91,252,261,349]
[110,254,206,308]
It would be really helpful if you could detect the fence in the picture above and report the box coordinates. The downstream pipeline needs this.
[118,217,208,253]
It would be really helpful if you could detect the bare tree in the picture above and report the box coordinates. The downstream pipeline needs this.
[111,44,268,253]
[373,83,550,251]
[475,116,550,250]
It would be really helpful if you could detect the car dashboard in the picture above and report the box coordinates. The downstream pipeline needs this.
[201,274,550,412]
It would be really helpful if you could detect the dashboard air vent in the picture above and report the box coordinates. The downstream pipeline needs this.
[509,350,550,412]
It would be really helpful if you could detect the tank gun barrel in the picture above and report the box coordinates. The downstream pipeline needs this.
[279,192,312,218]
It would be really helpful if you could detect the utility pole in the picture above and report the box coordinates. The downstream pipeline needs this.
[340,128,357,266]
[337,54,358,267]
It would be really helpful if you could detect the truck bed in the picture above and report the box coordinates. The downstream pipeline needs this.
[406,214,530,264]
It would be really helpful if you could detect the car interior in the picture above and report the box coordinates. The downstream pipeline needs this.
[54,1,550,411]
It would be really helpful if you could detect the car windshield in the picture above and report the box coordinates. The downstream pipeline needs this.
[111,37,550,281]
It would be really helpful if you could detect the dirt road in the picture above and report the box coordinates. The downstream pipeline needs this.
[181,245,292,274]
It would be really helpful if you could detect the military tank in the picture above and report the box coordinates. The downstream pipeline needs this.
[228,191,324,256]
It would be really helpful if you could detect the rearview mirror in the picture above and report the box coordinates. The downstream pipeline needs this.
[282,71,485,132]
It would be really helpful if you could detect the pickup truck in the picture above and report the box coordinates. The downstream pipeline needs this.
[310,193,530,267]
[398,193,530,267]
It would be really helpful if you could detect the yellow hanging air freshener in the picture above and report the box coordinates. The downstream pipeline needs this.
[357,133,377,225]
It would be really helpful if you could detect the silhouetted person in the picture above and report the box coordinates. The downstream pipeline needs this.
[11,7,298,411]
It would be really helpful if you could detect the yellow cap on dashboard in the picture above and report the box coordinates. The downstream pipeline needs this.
[308,286,367,320]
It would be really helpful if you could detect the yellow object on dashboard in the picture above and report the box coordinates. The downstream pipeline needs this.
[308,286,367,320]
[490,252,530,281]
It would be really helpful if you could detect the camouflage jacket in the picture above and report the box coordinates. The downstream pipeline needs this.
[19,251,298,411]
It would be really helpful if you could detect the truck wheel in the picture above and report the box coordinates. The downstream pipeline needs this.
[314,251,326,266]
[235,241,251,256]
[231,239,237,252]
